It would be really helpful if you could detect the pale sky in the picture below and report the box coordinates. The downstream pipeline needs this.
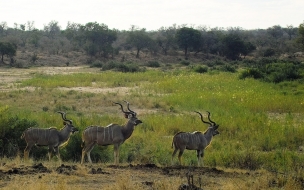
[1,0,304,31]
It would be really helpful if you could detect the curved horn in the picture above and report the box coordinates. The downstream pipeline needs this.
[57,111,67,120]
[206,111,216,125]
[194,111,212,125]
[113,102,128,114]
[57,111,72,124]
[123,100,136,115]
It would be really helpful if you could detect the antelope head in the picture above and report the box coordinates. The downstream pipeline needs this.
[194,111,219,136]
[57,111,79,133]
[113,101,142,125]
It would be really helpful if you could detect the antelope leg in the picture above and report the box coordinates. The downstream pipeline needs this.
[178,149,184,165]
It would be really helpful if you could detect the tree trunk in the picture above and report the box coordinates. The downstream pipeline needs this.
[184,47,188,59]
[136,48,140,58]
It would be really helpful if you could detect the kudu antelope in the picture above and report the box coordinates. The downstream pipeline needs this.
[21,111,78,161]
[171,111,219,166]
[81,101,142,165]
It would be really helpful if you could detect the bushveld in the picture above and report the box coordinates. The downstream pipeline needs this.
[0,65,304,189]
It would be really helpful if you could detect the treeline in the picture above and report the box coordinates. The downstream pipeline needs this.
[0,21,304,67]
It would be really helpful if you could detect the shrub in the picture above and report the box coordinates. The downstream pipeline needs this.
[42,106,49,112]
[90,60,103,68]
[206,60,225,67]
[147,61,160,68]
[31,53,38,63]
[102,61,144,72]
[220,64,237,73]
[193,65,208,73]
[264,63,302,83]
[239,62,303,83]
[0,114,38,158]
[180,60,190,66]
[263,48,276,57]
[239,68,264,79]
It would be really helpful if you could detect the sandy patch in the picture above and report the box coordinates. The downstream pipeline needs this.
[57,86,137,94]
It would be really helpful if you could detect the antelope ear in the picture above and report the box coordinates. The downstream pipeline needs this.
[63,121,67,125]
[128,114,133,119]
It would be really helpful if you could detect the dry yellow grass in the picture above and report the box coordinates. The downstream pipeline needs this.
[0,157,284,190]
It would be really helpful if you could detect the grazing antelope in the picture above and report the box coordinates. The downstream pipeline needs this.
[81,101,142,165]
[21,111,78,161]
[172,111,219,166]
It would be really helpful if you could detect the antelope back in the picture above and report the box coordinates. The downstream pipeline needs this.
[24,128,56,144]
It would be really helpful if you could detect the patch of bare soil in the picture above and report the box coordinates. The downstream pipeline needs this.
[0,67,139,96]
[57,86,136,94]
[0,162,278,189]
[0,66,97,91]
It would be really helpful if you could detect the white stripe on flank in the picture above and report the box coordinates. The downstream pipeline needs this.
[107,127,110,141]
[111,127,114,141]
[104,127,106,141]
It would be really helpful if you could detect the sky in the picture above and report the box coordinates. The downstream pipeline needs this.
[1,0,304,31]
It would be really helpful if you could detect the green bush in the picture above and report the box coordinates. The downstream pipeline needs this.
[206,60,225,67]
[147,61,160,68]
[180,60,190,66]
[90,60,103,68]
[60,133,83,162]
[102,61,144,72]
[263,48,276,57]
[240,62,303,83]
[239,68,264,79]
[193,65,208,73]
[0,114,38,158]
[265,63,302,83]
[220,64,237,73]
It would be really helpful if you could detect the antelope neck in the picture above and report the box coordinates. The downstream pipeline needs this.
[121,121,135,139]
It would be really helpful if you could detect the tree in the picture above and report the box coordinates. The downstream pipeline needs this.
[79,22,117,58]
[222,33,246,60]
[29,29,42,48]
[284,25,297,40]
[296,22,304,51]
[0,42,17,63]
[44,20,61,39]
[176,27,201,59]
[242,42,256,58]
[267,25,284,39]
[0,22,8,36]
[156,25,177,55]
[126,28,153,58]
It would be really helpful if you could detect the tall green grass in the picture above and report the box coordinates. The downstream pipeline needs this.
[1,69,304,174]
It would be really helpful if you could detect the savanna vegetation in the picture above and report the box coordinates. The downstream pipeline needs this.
[0,65,304,189]
[0,20,304,189]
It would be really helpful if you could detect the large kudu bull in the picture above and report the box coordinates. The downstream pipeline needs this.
[172,111,219,166]
[21,111,78,161]
[81,101,142,165]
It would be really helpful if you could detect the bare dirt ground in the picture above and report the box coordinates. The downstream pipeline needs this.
[0,67,283,189]
[0,66,137,95]
[0,161,275,190]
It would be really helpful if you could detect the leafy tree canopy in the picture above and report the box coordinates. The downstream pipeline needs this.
[176,27,201,58]
[296,22,304,51]
[0,42,17,63]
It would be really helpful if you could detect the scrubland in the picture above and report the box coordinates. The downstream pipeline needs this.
[0,65,304,189]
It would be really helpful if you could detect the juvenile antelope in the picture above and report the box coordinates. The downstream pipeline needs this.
[81,101,142,165]
[21,111,78,161]
[172,111,219,166]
